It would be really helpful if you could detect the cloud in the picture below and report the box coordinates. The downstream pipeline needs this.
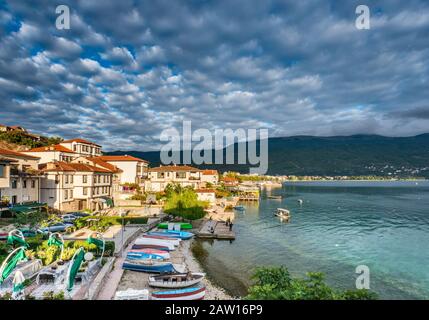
[0,0,428,151]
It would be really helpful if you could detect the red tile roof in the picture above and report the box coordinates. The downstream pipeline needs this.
[0,148,40,160]
[202,169,218,175]
[86,157,123,173]
[27,144,75,153]
[149,165,201,172]
[195,189,216,193]
[98,155,148,163]
[41,161,113,173]
[61,138,101,147]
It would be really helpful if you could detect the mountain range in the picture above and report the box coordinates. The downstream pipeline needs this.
[107,134,429,177]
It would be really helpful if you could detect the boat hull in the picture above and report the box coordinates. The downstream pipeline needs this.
[151,286,205,300]
[134,238,176,250]
[141,235,181,246]
[126,253,166,261]
[131,244,172,252]
[148,231,194,240]
[122,262,176,273]
[149,273,205,288]
[128,249,170,259]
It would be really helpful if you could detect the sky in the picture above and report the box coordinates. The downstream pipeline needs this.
[0,0,429,151]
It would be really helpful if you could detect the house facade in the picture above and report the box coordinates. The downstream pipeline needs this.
[97,155,149,185]
[145,165,203,192]
[23,145,76,164]
[201,170,219,186]
[60,139,102,158]
[196,189,216,205]
[40,162,114,211]
[0,148,42,206]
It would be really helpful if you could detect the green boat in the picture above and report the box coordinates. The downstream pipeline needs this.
[157,222,193,230]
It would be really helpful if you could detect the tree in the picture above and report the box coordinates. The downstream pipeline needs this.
[246,266,377,300]
[163,185,207,220]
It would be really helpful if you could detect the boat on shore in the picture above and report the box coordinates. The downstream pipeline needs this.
[128,249,171,259]
[141,235,181,246]
[122,261,186,274]
[134,238,176,251]
[148,272,205,288]
[131,244,173,252]
[147,230,194,240]
[151,286,206,300]
[157,222,193,230]
[126,252,166,261]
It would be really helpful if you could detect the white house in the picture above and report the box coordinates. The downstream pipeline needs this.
[60,138,102,157]
[97,155,149,185]
[196,189,216,205]
[40,161,114,212]
[23,144,76,164]
[0,148,42,206]
[145,165,203,192]
[201,170,219,186]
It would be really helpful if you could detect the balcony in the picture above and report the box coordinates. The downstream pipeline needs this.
[10,167,43,177]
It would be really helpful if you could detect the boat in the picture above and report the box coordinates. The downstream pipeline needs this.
[267,195,282,200]
[148,272,205,288]
[128,249,171,259]
[275,208,290,218]
[233,205,245,211]
[131,244,172,252]
[157,222,193,230]
[115,289,149,300]
[134,238,176,251]
[147,230,194,240]
[297,199,303,205]
[126,252,166,261]
[141,235,181,246]
[151,286,206,300]
[122,261,186,274]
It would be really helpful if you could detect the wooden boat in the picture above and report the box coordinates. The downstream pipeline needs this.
[122,261,185,274]
[141,235,181,246]
[131,244,172,252]
[134,238,176,251]
[147,230,194,240]
[157,222,193,230]
[148,272,205,288]
[151,286,206,300]
[128,249,170,259]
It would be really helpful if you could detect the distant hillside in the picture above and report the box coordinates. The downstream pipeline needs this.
[107,134,429,177]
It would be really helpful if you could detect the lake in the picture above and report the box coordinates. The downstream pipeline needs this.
[194,180,429,299]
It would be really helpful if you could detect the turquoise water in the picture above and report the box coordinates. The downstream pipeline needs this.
[197,181,429,299]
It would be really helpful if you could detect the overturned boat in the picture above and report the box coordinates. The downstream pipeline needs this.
[147,230,194,240]
[122,260,186,274]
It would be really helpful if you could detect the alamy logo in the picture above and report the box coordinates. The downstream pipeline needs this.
[355,5,370,30]
[355,265,370,289]
[160,121,268,174]
[55,5,70,30]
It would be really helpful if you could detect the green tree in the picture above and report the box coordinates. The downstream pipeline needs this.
[163,184,207,220]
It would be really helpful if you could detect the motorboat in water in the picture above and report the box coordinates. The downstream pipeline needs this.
[148,272,205,289]
[275,208,290,219]
[233,205,245,211]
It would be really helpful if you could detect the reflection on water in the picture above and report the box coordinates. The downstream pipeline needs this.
[195,180,429,299]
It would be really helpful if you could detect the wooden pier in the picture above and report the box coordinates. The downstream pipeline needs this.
[197,220,236,240]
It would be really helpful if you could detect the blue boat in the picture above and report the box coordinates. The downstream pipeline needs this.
[126,252,165,260]
[152,286,206,300]
[148,230,194,240]
[122,261,176,273]
[234,205,245,211]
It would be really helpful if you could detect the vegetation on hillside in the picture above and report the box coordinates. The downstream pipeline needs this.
[246,266,378,300]
[163,183,208,220]
[0,130,63,149]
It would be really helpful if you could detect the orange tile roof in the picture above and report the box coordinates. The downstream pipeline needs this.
[202,169,218,175]
[41,161,113,173]
[98,155,148,163]
[195,189,216,193]
[86,157,123,173]
[61,138,101,147]
[149,165,201,172]
[27,144,75,153]
[0,148,40,160]
[221,176,238,182]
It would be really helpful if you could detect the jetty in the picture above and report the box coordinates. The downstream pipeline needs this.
[197,220,235,240]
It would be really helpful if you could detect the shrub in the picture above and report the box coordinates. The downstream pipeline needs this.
[163,185,207,220]
[246,266,378,300]
[75,216,148,232]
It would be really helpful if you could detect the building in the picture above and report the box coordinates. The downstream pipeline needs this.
[201,170,219,186]
[196,189,216,205]
[221,176,239,187]
[60,139,102,157]
[23,144,76,163]
[145,165,203,192]
[97,155,149,185]
[0,148,42,206]
[40,161,114,211]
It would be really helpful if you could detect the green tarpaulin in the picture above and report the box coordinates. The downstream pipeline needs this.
[87,236,104,249]
[0,247,27,285]
[48,235,63,247]
[66,247,85,292]
[7,235,28,248]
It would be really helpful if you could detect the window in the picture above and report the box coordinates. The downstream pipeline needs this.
[98,175,101,183]
[31,180,35,188]
[23,180,27,188]
[157,172,165,179]
[70,175,73,184]
[176,172,186,179]
[65,175,69,184]
[70,190,73,199]
[64,190,68,200]
[83,175,87,183]
[12,180,17,189]
[0,165,5,178]
[73,144,77,151]
[83,187,88,195]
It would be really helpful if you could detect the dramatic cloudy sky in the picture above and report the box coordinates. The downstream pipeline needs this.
[1,0,429,151]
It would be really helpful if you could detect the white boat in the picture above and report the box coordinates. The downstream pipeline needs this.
[114,289,149,300]
[275,208,290,218]
[134,238,175,251]
[148,272,205,288]
[141,235,181,246]
[297,199,303,205]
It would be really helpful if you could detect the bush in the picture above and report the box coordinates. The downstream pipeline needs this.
[246,266,378,300]
[75,216,148,232]
[163,185,207,220]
